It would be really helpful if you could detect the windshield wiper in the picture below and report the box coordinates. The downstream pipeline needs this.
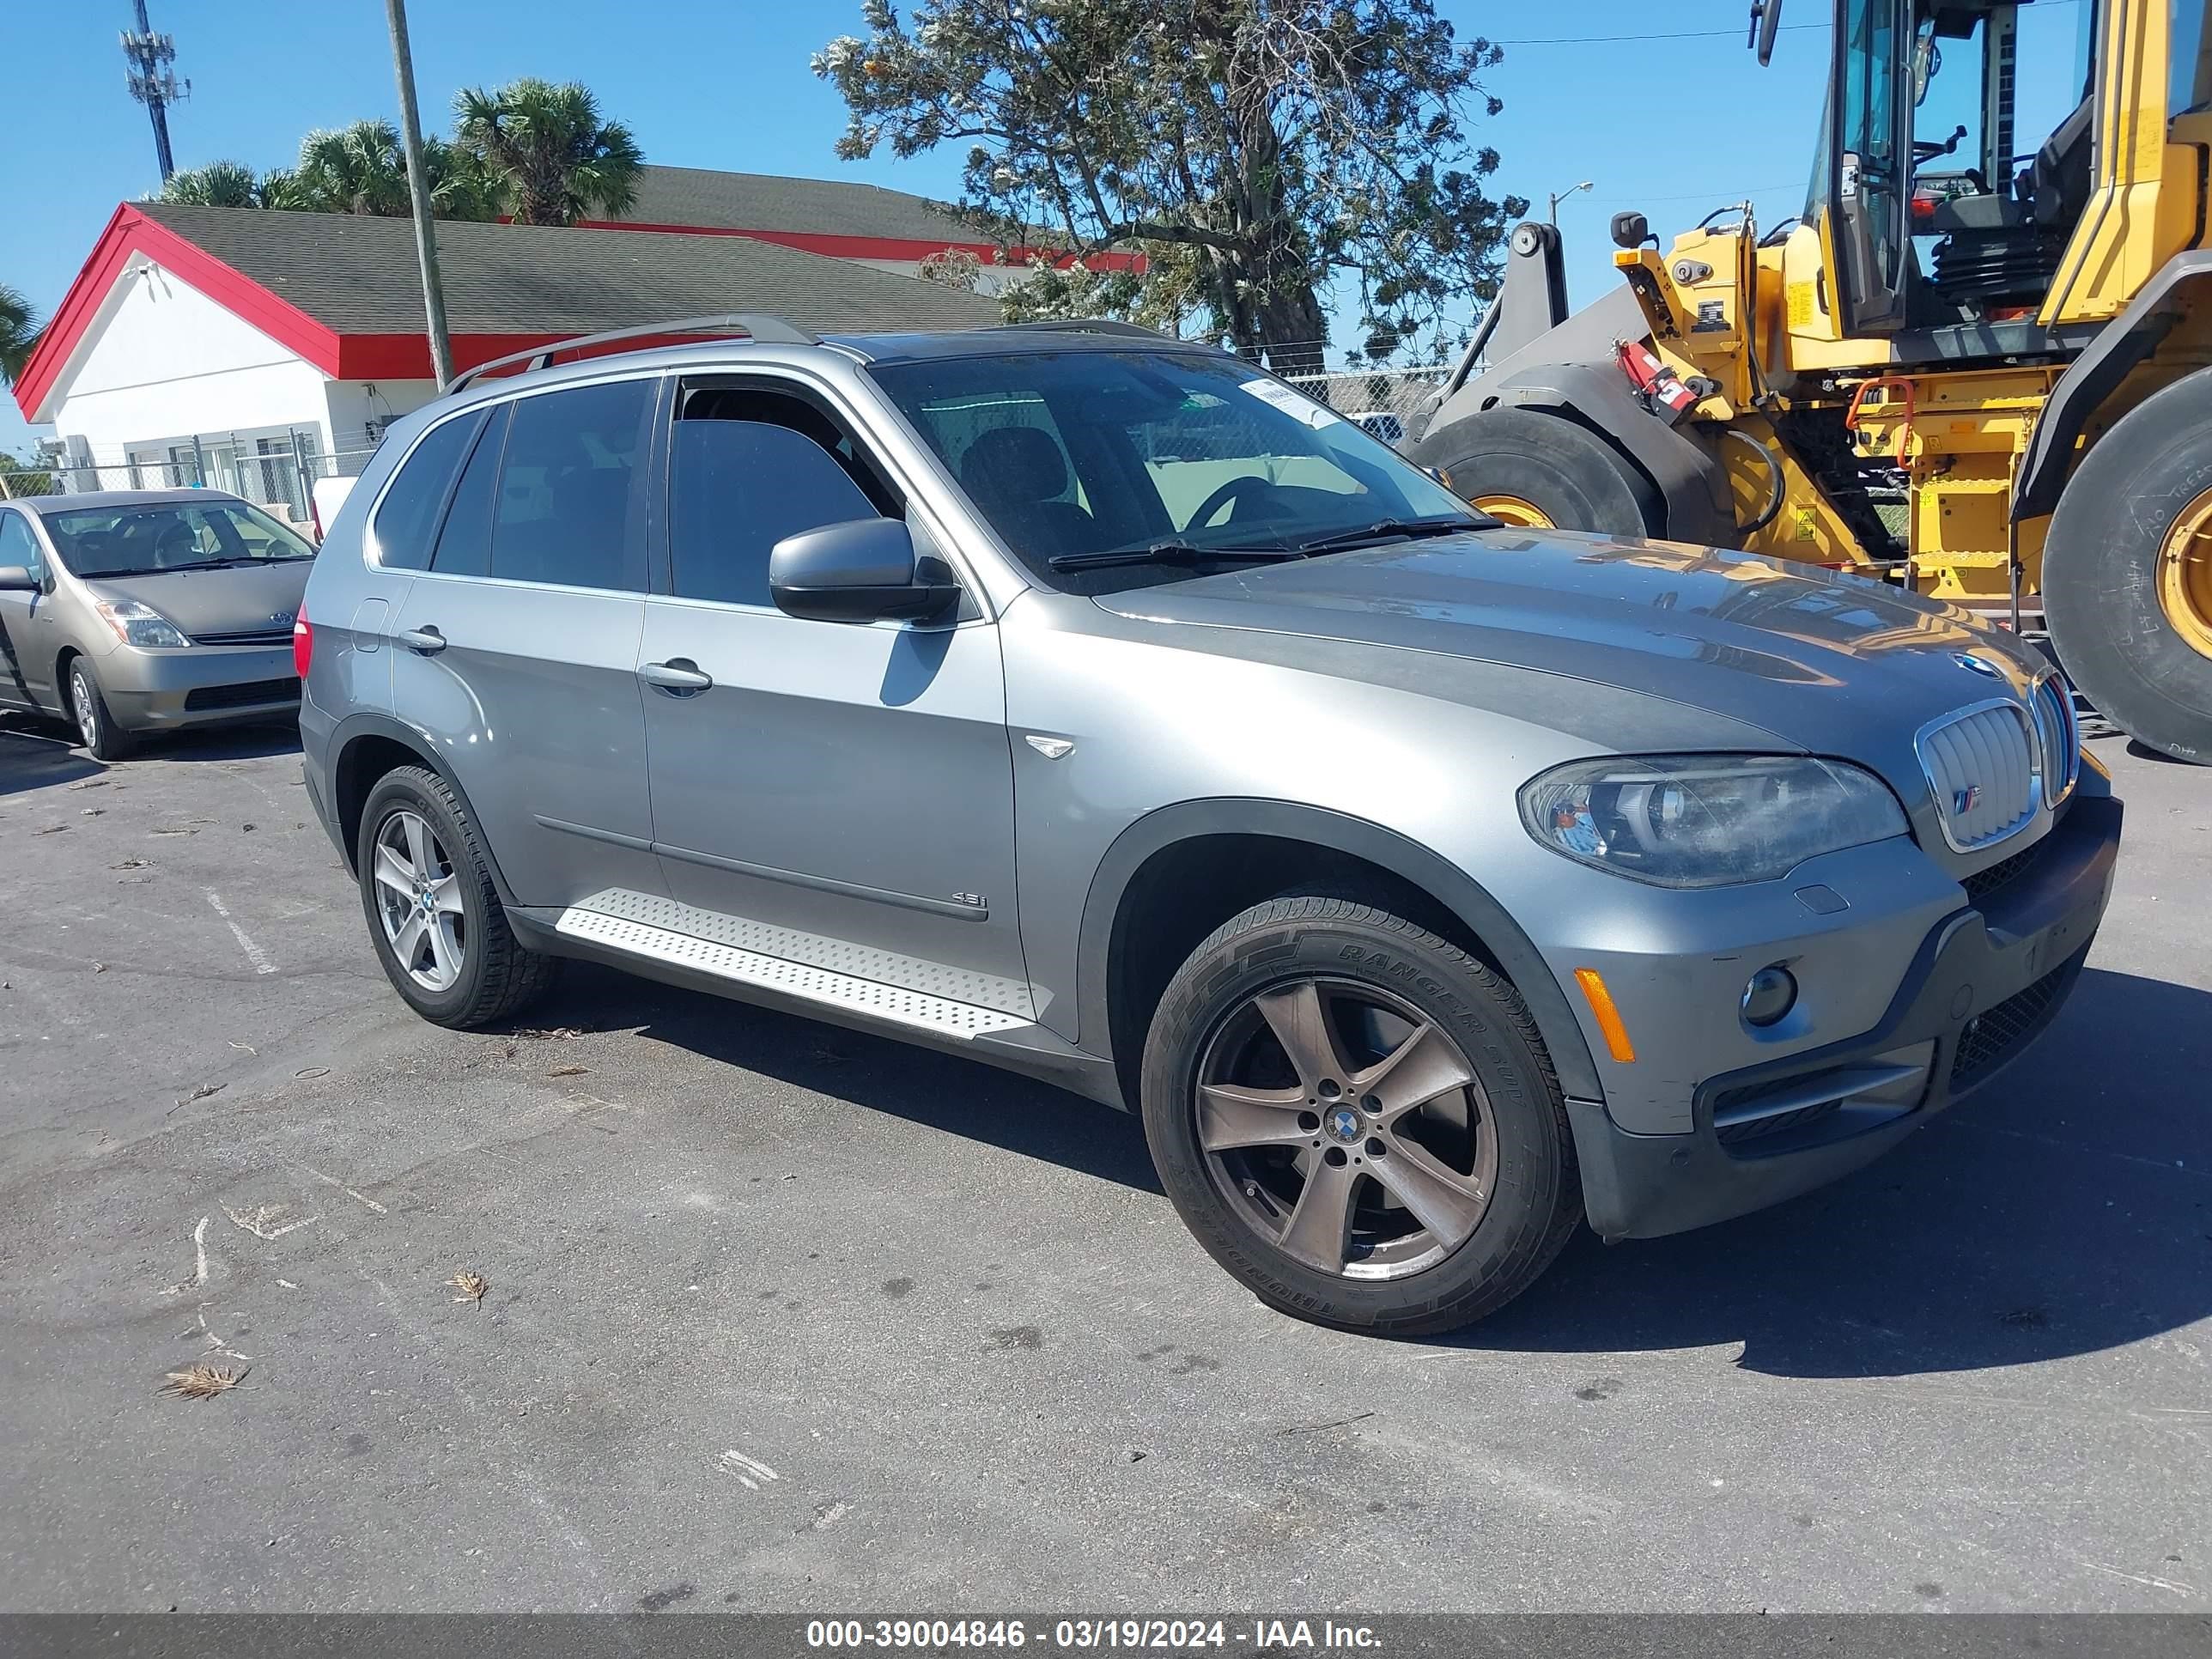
[1048,537,1298,573]
[1293,515,1487,555]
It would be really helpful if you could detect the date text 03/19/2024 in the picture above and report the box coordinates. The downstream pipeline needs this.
[805,1619,1383,1650]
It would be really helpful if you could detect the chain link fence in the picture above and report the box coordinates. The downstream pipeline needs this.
[1278,362,1450,449]
[2,426,387,530]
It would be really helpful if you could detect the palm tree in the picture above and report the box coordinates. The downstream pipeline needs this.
[155,160,270,209]
[1,283,40,387]
[453,78,644,226]
[293,120,413,216]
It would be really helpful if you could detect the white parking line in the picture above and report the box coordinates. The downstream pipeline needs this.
[203,889,276,975]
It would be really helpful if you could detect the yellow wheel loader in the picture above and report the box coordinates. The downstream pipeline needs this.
[1408,0,2212,762]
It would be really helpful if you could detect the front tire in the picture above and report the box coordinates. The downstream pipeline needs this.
[357,764,560,1029]
[2043,366,2212,763]
[67,658,135,762]
[1139,896,1581,1336]
[1419,406,1662,537]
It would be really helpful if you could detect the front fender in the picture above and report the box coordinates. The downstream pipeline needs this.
[1074,797,1604,1103]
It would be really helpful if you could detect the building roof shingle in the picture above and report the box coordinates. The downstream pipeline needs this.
[613,165,996,245]
[132,202,1005,337]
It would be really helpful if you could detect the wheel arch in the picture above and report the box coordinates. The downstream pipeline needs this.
[2016,250,2212,521]
[1077,799,1602,1110]
[328,712,520,906]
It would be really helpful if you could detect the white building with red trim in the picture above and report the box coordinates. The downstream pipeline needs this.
[13,167,1129,520]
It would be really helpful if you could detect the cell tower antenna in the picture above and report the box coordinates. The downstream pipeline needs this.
[121,0,189,182]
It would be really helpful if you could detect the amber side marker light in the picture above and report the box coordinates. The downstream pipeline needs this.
[1573,968,1638,1063]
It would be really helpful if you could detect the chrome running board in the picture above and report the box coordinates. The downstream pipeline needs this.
[553,904,1031,1042]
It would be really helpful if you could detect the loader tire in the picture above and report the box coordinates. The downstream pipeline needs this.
[1424,407,1663,537]
[2043,366,2212,765]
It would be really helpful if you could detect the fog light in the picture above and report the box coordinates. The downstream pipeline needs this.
[1741,965,1797,1027]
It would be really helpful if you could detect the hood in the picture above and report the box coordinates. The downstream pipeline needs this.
[1091,529,2047,762]
[79,561,312,641]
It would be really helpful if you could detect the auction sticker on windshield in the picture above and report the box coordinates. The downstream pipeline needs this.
[1238,377,1342,428]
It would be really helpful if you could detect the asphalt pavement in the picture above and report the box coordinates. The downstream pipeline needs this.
[0,712,2206,1613]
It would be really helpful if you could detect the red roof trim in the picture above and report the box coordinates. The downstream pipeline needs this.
[14,205,348,422]
[574,220,1145,272]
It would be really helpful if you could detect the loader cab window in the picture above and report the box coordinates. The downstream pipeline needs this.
[2173,0,2212,114]
[1904,0,2100,322]
[1829,0,1912,332]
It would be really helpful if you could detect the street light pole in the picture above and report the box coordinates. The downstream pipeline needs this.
[1547,179,1595,226]
[383,0,454,391]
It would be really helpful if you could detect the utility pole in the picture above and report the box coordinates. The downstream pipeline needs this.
[121,0,188,183]
[383,0,454,390]
[1547,179,1594,226]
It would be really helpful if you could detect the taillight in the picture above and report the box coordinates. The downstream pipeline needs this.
[293,605,313,679]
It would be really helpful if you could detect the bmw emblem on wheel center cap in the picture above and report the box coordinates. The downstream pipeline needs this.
[1325,1107,1363,1144]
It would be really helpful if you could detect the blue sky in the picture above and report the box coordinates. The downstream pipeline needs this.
[0,0,2077,457]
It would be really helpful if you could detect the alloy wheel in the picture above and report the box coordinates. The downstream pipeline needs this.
[372,809,467,992]
[70,669,96,744]
[1194,976,1497,1280]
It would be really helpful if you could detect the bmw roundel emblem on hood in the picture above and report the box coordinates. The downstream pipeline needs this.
[1953,653,2003,678]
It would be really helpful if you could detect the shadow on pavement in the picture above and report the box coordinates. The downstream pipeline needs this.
[0,712,298,782]
[521,959,2209,1376]
[535,961,1164,1196]
[0,723,104,796]
[1467,965,2212,1377]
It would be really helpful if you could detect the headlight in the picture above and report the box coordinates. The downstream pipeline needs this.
[94,599,192,648]
[1519,754,1909,888]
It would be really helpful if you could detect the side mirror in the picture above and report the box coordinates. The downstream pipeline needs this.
[1748,0,1783,64]
[0,564,40,592]
[769,518,959,625]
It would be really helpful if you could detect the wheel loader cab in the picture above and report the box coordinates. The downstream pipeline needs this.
[1796,0,2104,342]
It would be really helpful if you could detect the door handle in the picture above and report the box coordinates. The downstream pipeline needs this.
[397,626,447,654]
[639,658,713,693]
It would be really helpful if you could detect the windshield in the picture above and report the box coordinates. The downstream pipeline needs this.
[44,501,316,579]
[869,349,1481,592]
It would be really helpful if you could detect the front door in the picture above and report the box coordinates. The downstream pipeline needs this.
[632,374,1030,1018]
[0,508,59,714]
[386,374,665,910]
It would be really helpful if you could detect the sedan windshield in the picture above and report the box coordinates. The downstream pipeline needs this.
[44,501,316,579]
[869,349,1482,592]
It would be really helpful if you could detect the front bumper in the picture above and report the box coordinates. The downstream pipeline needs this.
[98,643,300,732]
[1568,793,2122,1241]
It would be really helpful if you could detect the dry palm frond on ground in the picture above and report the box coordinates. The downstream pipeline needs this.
[448,1271,489,1305]
[161,1364,246,1401]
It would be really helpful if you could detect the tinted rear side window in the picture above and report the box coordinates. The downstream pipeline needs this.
[429,404,508,579]
[372,411,482,570]
[489,379,651,590]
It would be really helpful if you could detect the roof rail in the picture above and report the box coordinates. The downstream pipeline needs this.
[999,319,1181,342]
[447,313,822,393]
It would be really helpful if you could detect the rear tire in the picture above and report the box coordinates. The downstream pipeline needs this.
[2043,366,2212,764]
[67,658,135,763]
[1420,407,1663,538]
[1139,895,1581,1336]
[357,764,561,1029]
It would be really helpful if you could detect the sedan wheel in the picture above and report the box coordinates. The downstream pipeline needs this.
[1195,976,1498,1280]
[371,808,467,992]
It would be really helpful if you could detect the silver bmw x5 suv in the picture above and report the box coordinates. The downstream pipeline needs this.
[298,317,2121,1334]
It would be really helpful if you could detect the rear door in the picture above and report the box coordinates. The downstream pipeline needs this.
[386,374,665,909]
[631,372,1030,1018]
